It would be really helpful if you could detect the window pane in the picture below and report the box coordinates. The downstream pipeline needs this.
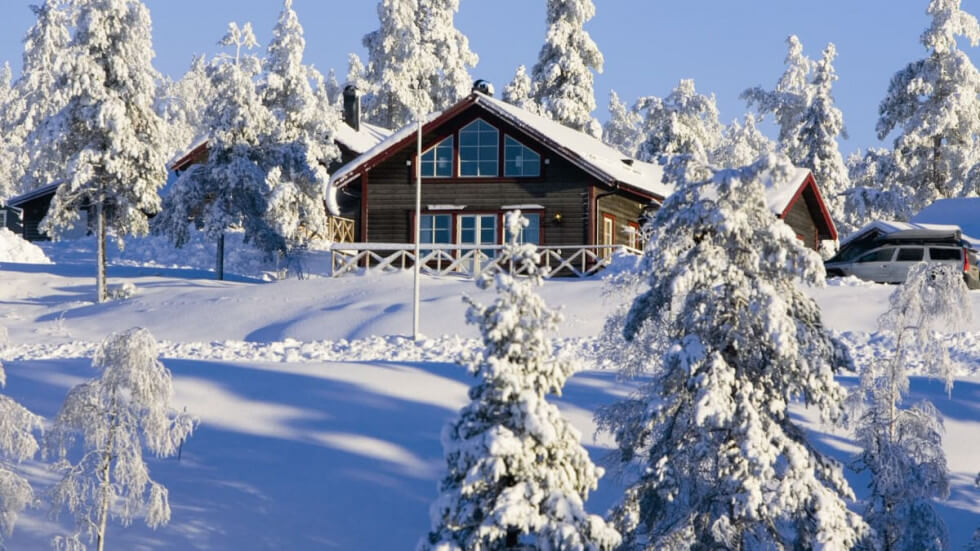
[459,119,498,177]
[896,248,924,261]
[523,214,540,244]
[929,248,961,261]
[857,248,895,263]
[480,161,498,176]
[421,137,453,179]
[503,135,541,177]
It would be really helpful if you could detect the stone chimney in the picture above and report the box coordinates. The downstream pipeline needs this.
[343,84,361,132]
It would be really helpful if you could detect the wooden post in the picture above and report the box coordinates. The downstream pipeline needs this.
[216,232,225,281]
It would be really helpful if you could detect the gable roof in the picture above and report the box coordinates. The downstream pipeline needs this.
[5,181,62,207]
[762,167,838,241]
[327,92,669,203]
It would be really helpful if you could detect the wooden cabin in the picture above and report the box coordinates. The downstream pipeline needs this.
[764,168,838,250]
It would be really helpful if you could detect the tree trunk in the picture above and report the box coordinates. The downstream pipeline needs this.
[933,134,944,198]
[95,201,106,303]
[216,232,225,281]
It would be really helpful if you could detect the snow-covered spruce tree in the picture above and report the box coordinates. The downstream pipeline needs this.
[602,90,643,158]
[155,54,212,164]
[0,62,14,201]
[260,0,341,251]
[841,148,910,235]
[358,0,432,129]
[153,22,281,279]
[635,79,723,180]
[712,113,775,169]
[323,68,341,106]
[0,357,45,548]
[795,43,850,226]
[420,211,620,551]
[849,263,971,551]
[878,0,980,207]
[597,154,867,550]
[46,327,195,551]
[742,35,812,158]
[2,0,74,199]
[503,65,541,114]
[38,0,167,304]
[418,0,478,110]
[530,0,604,137]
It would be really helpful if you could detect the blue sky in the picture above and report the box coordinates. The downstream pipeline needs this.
[0,0,977,155]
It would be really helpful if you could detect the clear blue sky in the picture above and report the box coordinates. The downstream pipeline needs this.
[1,0,977,156]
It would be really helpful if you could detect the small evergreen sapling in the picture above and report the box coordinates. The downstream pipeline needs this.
[47,327,196,551]
[598,154,866,549]
[850,263,971,551]
[420,211,620,551]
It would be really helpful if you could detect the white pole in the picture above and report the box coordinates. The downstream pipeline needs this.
[413,118,422,340]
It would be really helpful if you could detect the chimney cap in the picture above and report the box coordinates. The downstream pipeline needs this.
[472,79,494,97]
[343,84,360,96]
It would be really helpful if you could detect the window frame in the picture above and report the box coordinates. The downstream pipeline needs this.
[503,135,541,178]
[419,135,454,179]
[458,118,499,178]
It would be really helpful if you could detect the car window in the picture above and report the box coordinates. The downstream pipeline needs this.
[928,248,961,261]
[857,248,895,263]
[896,248,924,261]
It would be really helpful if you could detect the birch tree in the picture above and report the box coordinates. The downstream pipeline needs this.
[850,263,971,551]
[47,327,195,551]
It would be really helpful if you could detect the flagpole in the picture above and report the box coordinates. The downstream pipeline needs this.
[413,118,422,341]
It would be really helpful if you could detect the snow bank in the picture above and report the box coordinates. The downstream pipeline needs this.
[0,228,51,264]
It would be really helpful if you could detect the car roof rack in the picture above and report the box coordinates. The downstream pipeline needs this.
[879,228,962,243]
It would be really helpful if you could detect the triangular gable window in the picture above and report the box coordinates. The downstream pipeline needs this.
[504,135,540,177]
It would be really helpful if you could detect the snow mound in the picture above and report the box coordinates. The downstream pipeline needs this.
[825,275,879,287]
[0,228,52,264]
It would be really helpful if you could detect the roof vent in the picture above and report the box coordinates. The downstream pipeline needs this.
[343,84,361,132]
[472,79,494,97]
[621,158,635,166]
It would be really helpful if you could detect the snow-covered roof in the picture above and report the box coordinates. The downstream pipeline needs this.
[328,93,670,201]
[911,197,980,242]
[5,181,62,207]
[761,166,812,215]
[333,121,392,155]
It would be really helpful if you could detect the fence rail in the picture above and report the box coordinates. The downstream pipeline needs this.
[325,216,355,243]
[327,243,641,279]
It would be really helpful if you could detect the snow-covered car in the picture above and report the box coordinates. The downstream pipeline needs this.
[824,229,980,289]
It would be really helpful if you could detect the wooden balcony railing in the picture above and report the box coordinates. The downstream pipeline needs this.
[325,215,355,243]
[327,243,641,279]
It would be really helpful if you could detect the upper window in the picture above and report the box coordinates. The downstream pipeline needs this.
[504,135,541,177]
[459,119,498,177]
[420,136,453,178]
[896,248,924,262]
[857,248,895,263]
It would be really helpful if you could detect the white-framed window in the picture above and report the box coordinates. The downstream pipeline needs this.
[503,135,541,177]
[504,212,540,245]
[601,213,615,259]
[459,119,498,177]
[420,214,452,245]
[420,136,453,178]
[626,222,642,250]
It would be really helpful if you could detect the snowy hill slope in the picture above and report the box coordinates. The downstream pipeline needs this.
[0,242,978,549]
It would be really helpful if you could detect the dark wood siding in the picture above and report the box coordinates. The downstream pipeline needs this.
[782,196,819,250]
[596,191,653,246]
[18,193,55,241]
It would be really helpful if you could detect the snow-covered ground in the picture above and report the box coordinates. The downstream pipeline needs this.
[1,236,978,549]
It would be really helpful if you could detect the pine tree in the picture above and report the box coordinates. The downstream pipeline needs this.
[38,0,168,304]
[0,61,15,201]
[712,113,775,169]
[2,0,74,198]
[530,0,604,137]
[0,356,44,548]
[418,0,478,110]
[850,263,971,551]
[795,43,850,226]
[260,0,341,251]
[152,22,279,280]
[324,68,341,106]
[155,54,212,163]
[420,211,621,551]
[502,65,540,114]
[841,148,909,234]
[597,154,867,549]
[635,79,723,179]
[359,0,432,129]
[742,35,812,158]
[878,0,980,207]
[602,89,642,158]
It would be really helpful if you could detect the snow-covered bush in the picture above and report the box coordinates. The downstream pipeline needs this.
[597,154,867,549]
[420,211,620,551]
[46,327,196,551]
[849,262,972,551]
[0,343,44,548]
[106,281,137,301]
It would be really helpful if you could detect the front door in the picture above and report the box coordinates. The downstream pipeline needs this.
[458,214,497,273]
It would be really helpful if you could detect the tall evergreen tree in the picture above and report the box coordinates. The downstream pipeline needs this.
[841,148,909,233]
[878,0,980,207]
[850,263,970,551]
[418,0,478,110]
[530,0,604,137]
[502,64,540,114]
[602,89,642,157]
[38,0,168,303]
[420,212,621,551]
[635,79,723,179]
[2,0,74,198]
[712,113,775,169]
[155,54,212,163]
[598,154,867,549]
[743,35,811,158]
